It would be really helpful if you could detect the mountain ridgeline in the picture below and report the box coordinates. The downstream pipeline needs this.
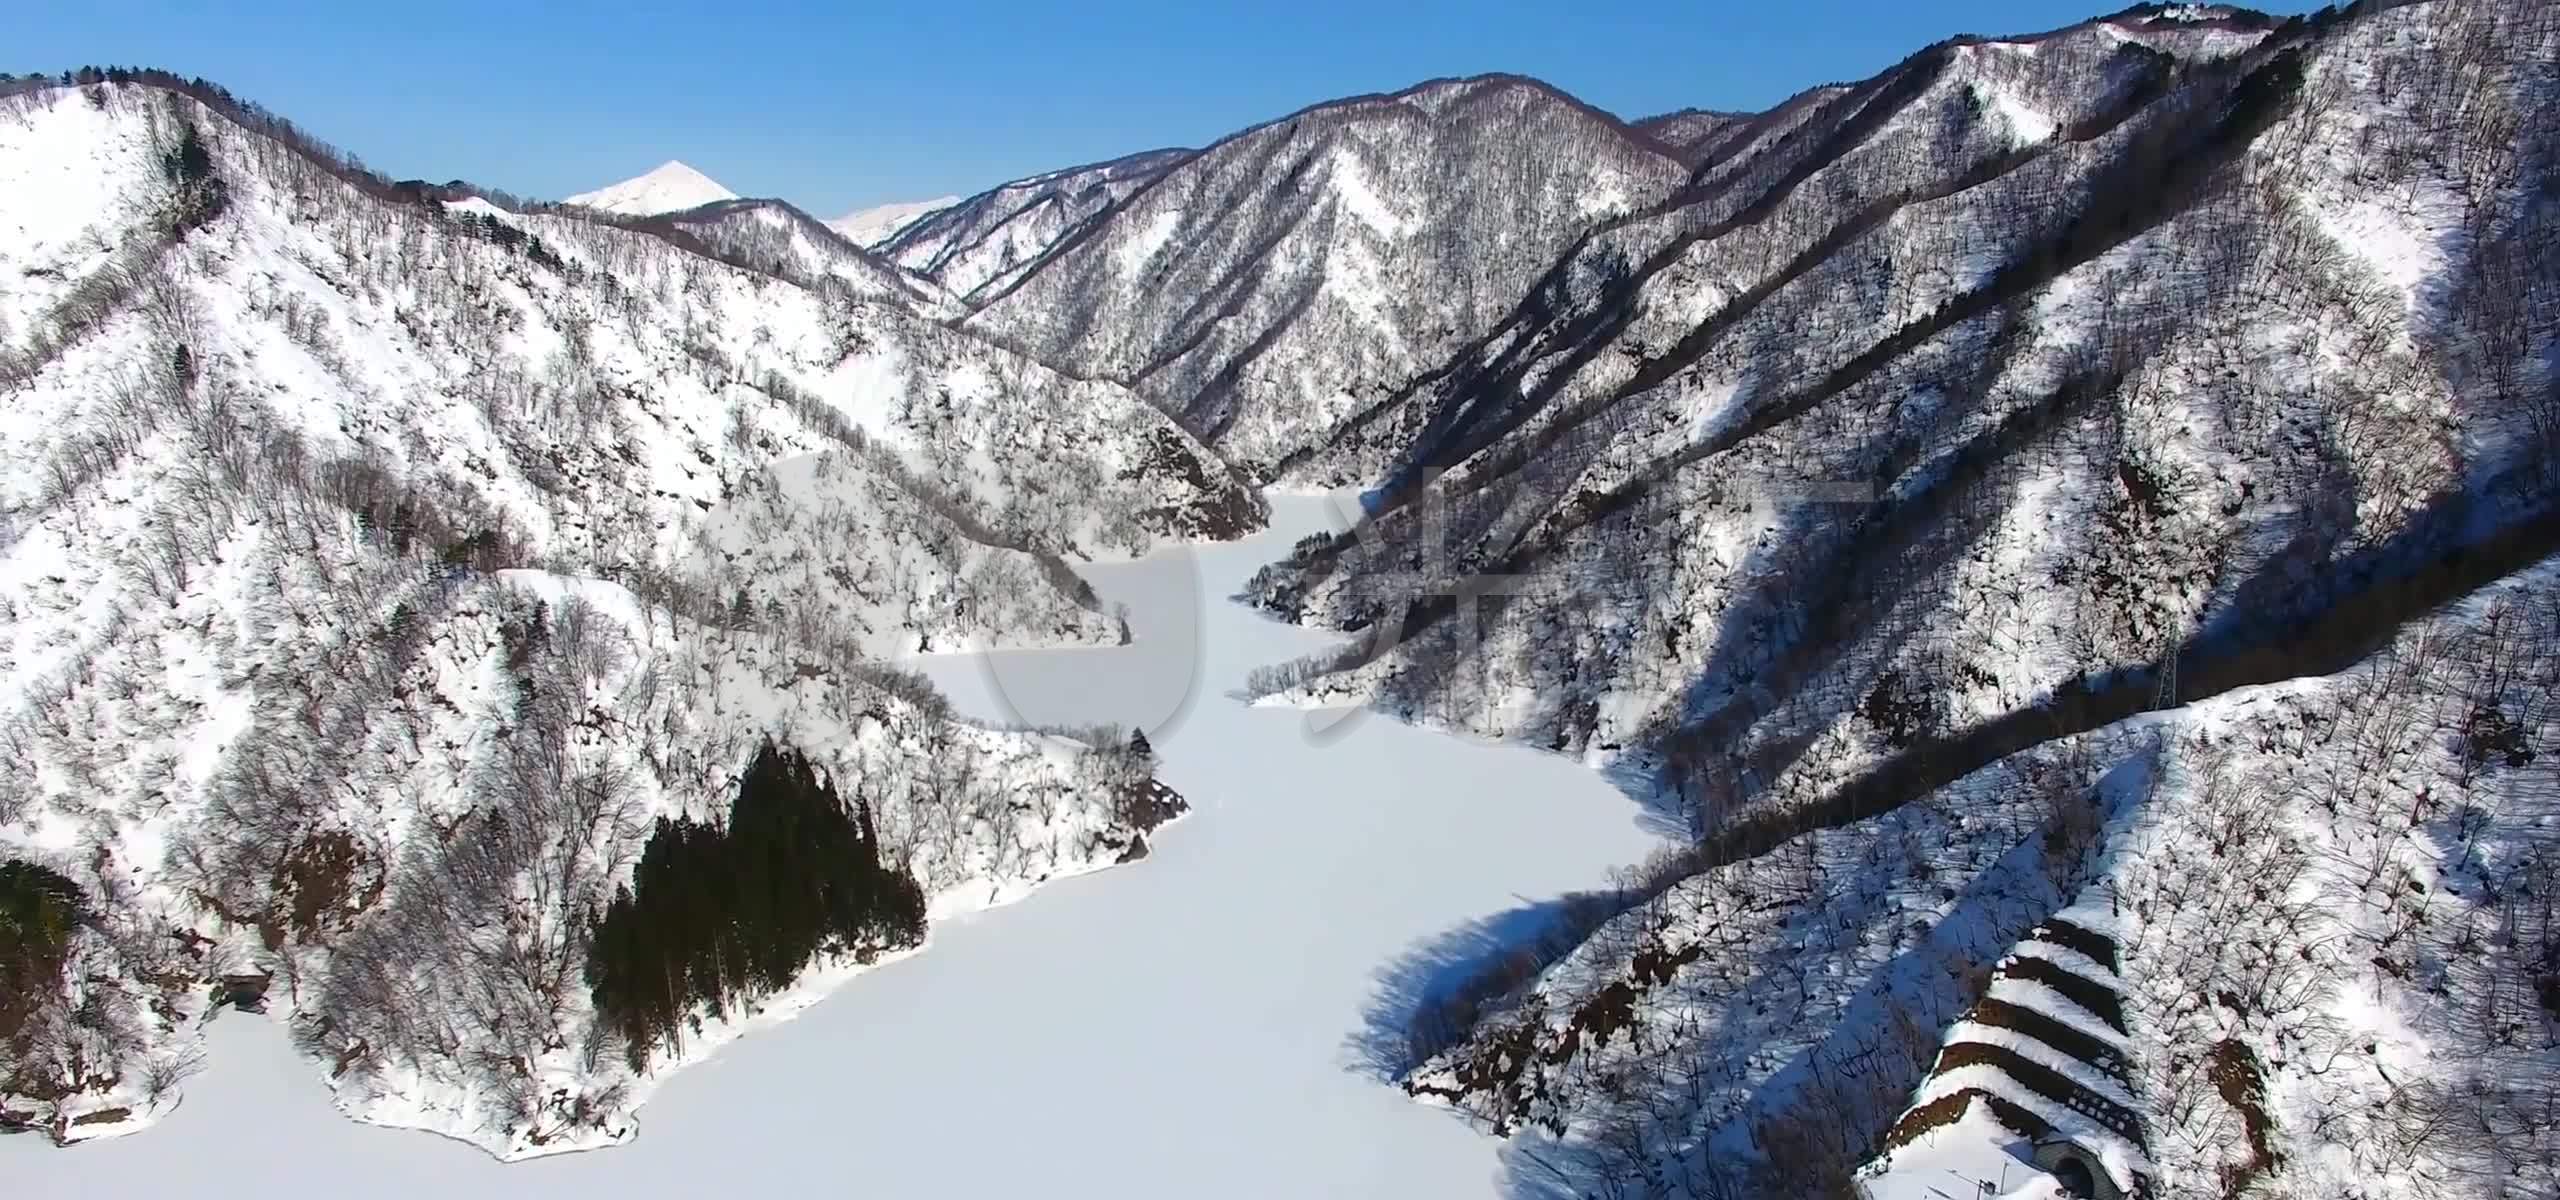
[880,146,1196,301]
[959,74,1692,475]
[4,2,2559,1195]
[1226,3,2560,1198]
[0,65,1217,1154]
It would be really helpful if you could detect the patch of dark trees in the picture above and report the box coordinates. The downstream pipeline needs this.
[585,741,926,1070]
[448,209,566,271]
[1,861,84,1045]
[156,118,227,231]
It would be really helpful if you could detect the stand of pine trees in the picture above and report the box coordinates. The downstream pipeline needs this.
[1,861,84,1049]
[586,741,926,1070]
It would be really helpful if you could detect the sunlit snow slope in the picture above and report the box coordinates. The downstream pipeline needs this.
[563,160,738,216]
[0,74,1251,1155]
[0,495,1663,1199]
[827,195,959,247]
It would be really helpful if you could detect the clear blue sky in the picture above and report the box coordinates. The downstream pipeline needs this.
[18,1,2322,216]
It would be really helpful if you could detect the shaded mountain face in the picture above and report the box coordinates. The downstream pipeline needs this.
[1242,2,2560,1195]
[0,76,1247,1153]
[562,159,738,215]
[880,147,1194,300]
[962,75,1691,478]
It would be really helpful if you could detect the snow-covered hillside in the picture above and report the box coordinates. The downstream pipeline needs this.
[5,0,2555,1192]
[963,74,1690,476]
[562,160,737,216]
[1414,555,2560,1200]
[1253,0,2550,772]
[1629,108,1752,165]
[880,146,1194,300]
[1241,2,2560,1195]
[0,73,1252,1155]
[0,495,1668,1200]
[827,195,958,247]
[662,197,962,317]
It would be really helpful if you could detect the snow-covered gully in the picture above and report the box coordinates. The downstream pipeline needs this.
[0,493,1662,1199]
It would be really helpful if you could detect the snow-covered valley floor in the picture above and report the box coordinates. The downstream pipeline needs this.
[1,493,1662,1198]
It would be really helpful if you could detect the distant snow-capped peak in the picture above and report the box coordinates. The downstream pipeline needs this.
[827,195,961,247]
[564,159,739,215]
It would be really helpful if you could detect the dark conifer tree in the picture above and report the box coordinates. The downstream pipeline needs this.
[587,741,927,1069]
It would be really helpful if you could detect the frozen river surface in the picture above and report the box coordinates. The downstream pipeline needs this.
[6,493,1658,1199]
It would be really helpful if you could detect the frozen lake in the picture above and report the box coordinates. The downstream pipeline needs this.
[5,493,1659,1198]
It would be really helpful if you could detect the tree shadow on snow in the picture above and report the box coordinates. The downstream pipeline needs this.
[1597,753,1696,843]
[1494,741,2156,1199]
[1343,891,1625,1083]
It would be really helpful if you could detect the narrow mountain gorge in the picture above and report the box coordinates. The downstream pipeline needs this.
[3,1,2556,1196]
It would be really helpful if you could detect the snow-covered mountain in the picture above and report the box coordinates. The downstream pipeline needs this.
[880,146,1194,300]
[960,74,1691,476]
[662,197,963,317]
[562,159,738,216]
[826,195,958,247]
[1239,2,2560,1196]
[0,71,1252,1155]
[1628,108,1752,164]
[6,0,2558,1193]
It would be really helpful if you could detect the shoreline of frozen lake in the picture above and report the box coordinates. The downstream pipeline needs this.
[4,492,1661,1199]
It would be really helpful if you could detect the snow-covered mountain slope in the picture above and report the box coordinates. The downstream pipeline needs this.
[1628,108,1751,165]
[879,146,1193,300]
[1254,0,2548,762]
[562,159,738,216]
[963,74,1691,475]
[0,73,1253,1155]
[1239,2,2560,1194]
[660,197,961,317]
[827,195,958,247]
[1415,554,2560,1200]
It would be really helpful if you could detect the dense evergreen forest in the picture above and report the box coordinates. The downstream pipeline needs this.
[586,742,927,1069]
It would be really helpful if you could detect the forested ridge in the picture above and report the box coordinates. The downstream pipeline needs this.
[4,2,2557,1193]
[1224,3,2560,1196]
[0,64,1216,1154]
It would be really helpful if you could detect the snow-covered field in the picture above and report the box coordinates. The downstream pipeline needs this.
[0,494,1663,1197]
